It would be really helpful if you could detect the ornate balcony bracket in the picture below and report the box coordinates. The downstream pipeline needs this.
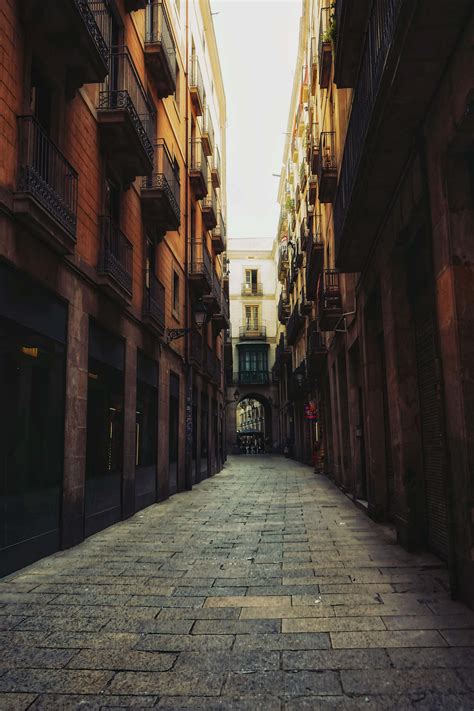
[165,326,199,344]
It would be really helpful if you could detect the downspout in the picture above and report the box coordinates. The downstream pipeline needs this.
[184,0,192,490]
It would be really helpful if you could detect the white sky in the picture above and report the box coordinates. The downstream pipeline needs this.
[211,0,302,243]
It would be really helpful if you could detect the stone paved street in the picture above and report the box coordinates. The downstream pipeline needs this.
[1,456,474,710]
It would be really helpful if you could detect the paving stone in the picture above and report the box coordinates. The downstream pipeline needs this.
[225,670,341,696]
[0,693,39,710]
[136,634,235,652]
[382,614,474,630]
[107,669,225,696]
[157,695,282,710]
[67,649,176,671]
[340,668,467,694]
[204,595,291,608]
[282,648,391,670]
[0,616,25,631]
[330,630,447,648]
[232,632,331,652]
[387,647,474,668]
[127,595,205,608]
[240,605,335,620]
[0,646,76,670]
[282,616,386,633]
[157,607,241,620]
[173,650,280,673]
[192,619,280,634]
[28,694,158,708]
[102,618,193,634]
[440,629,474,646]
[0,669,113,694]
[40,632,141,649]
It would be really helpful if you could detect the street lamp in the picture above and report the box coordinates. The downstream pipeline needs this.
[165,299,209,343]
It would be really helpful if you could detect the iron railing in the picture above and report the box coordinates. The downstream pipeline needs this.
[334,0,404,251]
[318,6,333,61]
[189,52,204,101]
[98,46,154,163]
[239,324,267,339]
[211,145,221,182]
[16,115,78,237]
[202,107,215,155]
[241,282,263,296]
[213,209,226,240]
[317,131,337,180]
[142,139,180,223]
[190,238,212,283]
[78,0,110,66]
[287,303,304,345]
[238,371,269,385]
[144,1,176,85]
[202,183,217,217]
[98,215,133,294]
[143,270,165,329]
[308,320,326,355]
[318,269,342,315]
[189,139,208,184]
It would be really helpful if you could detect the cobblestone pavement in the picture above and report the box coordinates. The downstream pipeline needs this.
[1,456,474,710]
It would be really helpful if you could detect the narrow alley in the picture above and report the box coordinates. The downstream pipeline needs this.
[1,456,474,710]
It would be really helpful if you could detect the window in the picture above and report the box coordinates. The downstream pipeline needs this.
[172,270,180,314]
[244,269,259,294]
[244,305,259,330]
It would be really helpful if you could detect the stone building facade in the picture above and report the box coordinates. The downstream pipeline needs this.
[0,0,228,575]
[225,238,279,453]
[273,0,474,607]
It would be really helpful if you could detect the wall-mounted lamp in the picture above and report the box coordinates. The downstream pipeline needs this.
[165,300,209,344]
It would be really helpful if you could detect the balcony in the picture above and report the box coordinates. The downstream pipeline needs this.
[125,0,146,11]
[333,0,473,271]
[204,271,222,315]
[286,303,304,346]
[97,216,133,302]
[201,108,214,157]
[212,291,230,331]
[224,327,233,373]
[318,269,342,331]
[241,282,263,297]
[278,242,289,282]
[318,6,334,89]
[13,115,78,254]
[278,292,290,325]
[202,184,217,230]
[300,163,307,193]
[317,131,337,203]
[212,209,226,254]
[300,219,309,251]
[20,0,109,95]
[307,321,327,380]
[189,139,208,199]
[189,54,205,116]
[306,214,324,292]
[97,47,154,188]
[238,370,269,386]
[333,0,372,88]
[211,146,221,188]
[189,239,212,294]
[310,122,320,174]
[310,37,317,94]
[239,324,267,341]
[144,1,177,99]
[189,330,203,369]
[141,140,180,241]
[300,286,312,316]
[142,271,165,334]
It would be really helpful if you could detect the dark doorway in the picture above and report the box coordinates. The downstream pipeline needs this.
[168,372,179,495]
[135,351,158,511]
[85,321,124,537]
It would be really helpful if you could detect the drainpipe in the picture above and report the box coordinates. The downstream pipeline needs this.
[183,0,193,490]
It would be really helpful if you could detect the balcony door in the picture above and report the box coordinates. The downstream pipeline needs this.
[244,305,259,331]
[245,269,258,295]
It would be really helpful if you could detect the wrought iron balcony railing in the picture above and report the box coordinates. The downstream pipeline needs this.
[98,46,154,168]
[241,282,263,297]
[144,1,177,98]
[77,0,110,69]
[202,183,217,229]
[238,370,269,385]
[239,324,267,340]
[317,131,337,203]
[143,270,165,331]
[318,269,342,331]
[141,139,180,229]
[202,107,214,157]
[334,0,404,259]
[211,145,221,188]
[189,238,212,288]
[212,209,226,253]
[16,115,78,240]
[189,53,204,115]
[286,303,304,346]
[98,215,133,295]
[189,139,208,199]
[318,5,334,89]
